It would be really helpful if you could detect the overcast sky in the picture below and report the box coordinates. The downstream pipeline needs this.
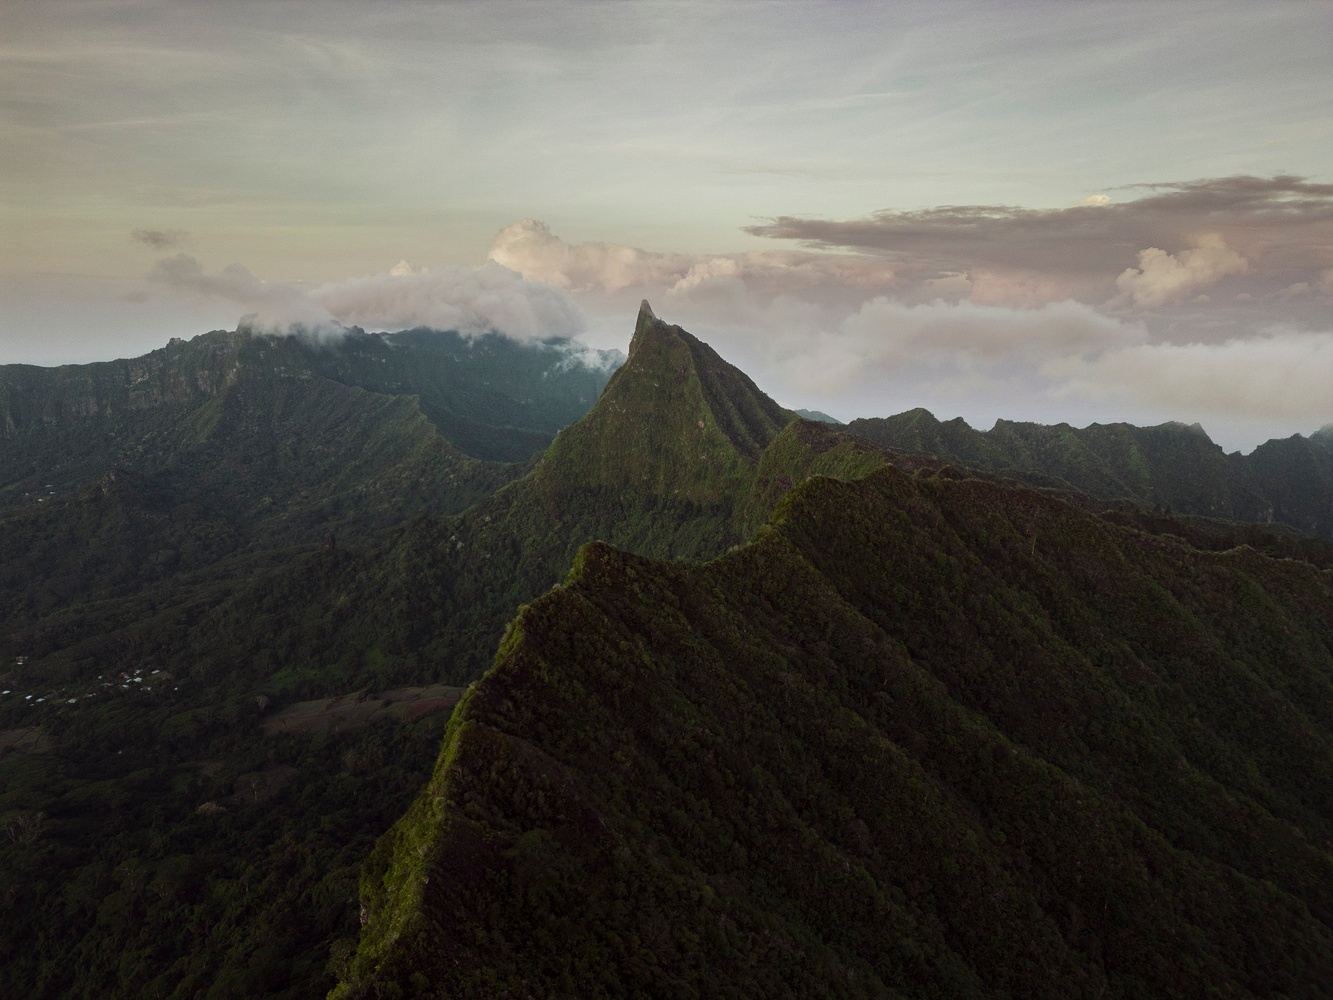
[2,0,1331,449]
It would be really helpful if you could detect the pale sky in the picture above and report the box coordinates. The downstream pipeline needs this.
[2,0,1331,449]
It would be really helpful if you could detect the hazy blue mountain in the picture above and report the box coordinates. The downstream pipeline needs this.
[794,407,843,424]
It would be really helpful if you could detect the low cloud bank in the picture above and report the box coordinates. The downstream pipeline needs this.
[311,263,583,341]
[142,180,1332,448]
[487,209,1332,448]
[489,218,900,298]
[146,255,586,342]
[1046,329,1333,422]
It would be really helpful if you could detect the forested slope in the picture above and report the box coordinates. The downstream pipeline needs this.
[339,465,1333,999]
[0,307,884,997]
[848,408,1333,539]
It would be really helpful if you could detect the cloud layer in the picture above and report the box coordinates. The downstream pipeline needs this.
[128,177,1333,450]
[147,255,585,342]
[489,219,900,298]
[744,176,1333,319]
[1047,330,1333,422]
[486,201,1332,449]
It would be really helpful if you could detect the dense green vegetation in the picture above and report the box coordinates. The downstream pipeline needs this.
[338,465,1333,999]
[1,706,450,998]
[0,307,890,996]
[7,304,888,692]
[5,305,1331,997]
[849,408,1333,539]
[0,325,616,998]
[0,327,618,627]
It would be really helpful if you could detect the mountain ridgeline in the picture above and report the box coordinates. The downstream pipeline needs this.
[0,306,885,998]
[3,305,1332,998]
[0,327,618,627]
[337,464,1333,999]
[154,303,888,687]
[0,325,615,998]
[848,408,1333,540]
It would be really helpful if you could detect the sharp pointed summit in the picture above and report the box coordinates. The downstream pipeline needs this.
[540,304,793,503]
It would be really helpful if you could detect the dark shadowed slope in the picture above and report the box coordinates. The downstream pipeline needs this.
[0,325,615,999]
[335,302,890,680]
[0,328,619,627]
[170,301,887,687]
[0,307,885,999]
[338,465,1333,999]
[848,409,1333,540]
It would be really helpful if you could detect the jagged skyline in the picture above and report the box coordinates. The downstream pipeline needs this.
[3,0,1330,448]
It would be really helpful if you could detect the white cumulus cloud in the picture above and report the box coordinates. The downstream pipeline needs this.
[488,218,900,298]
[1113,234,1249,307]
[147,254,586,342]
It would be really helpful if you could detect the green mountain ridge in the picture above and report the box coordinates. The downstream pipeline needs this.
[337,463,1333,999]
[163,301,889,686]
[0,328,619,632]
[848,408,1333,539]
[5,304,1332,998]
[0,305,890,998]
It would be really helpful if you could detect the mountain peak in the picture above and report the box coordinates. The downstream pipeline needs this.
[538,305,792,501]
[627,298,677,359]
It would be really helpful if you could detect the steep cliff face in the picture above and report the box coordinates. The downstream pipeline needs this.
[0,331,245,437]
[338,465,1333,1000]
[848,409,1333,539]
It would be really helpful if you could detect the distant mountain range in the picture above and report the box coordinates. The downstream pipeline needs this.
[2,306,1330,998]
[849,408,1333,540]
[0,328,616,637]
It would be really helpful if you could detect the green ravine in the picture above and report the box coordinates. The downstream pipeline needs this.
[336,465,1333,999]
